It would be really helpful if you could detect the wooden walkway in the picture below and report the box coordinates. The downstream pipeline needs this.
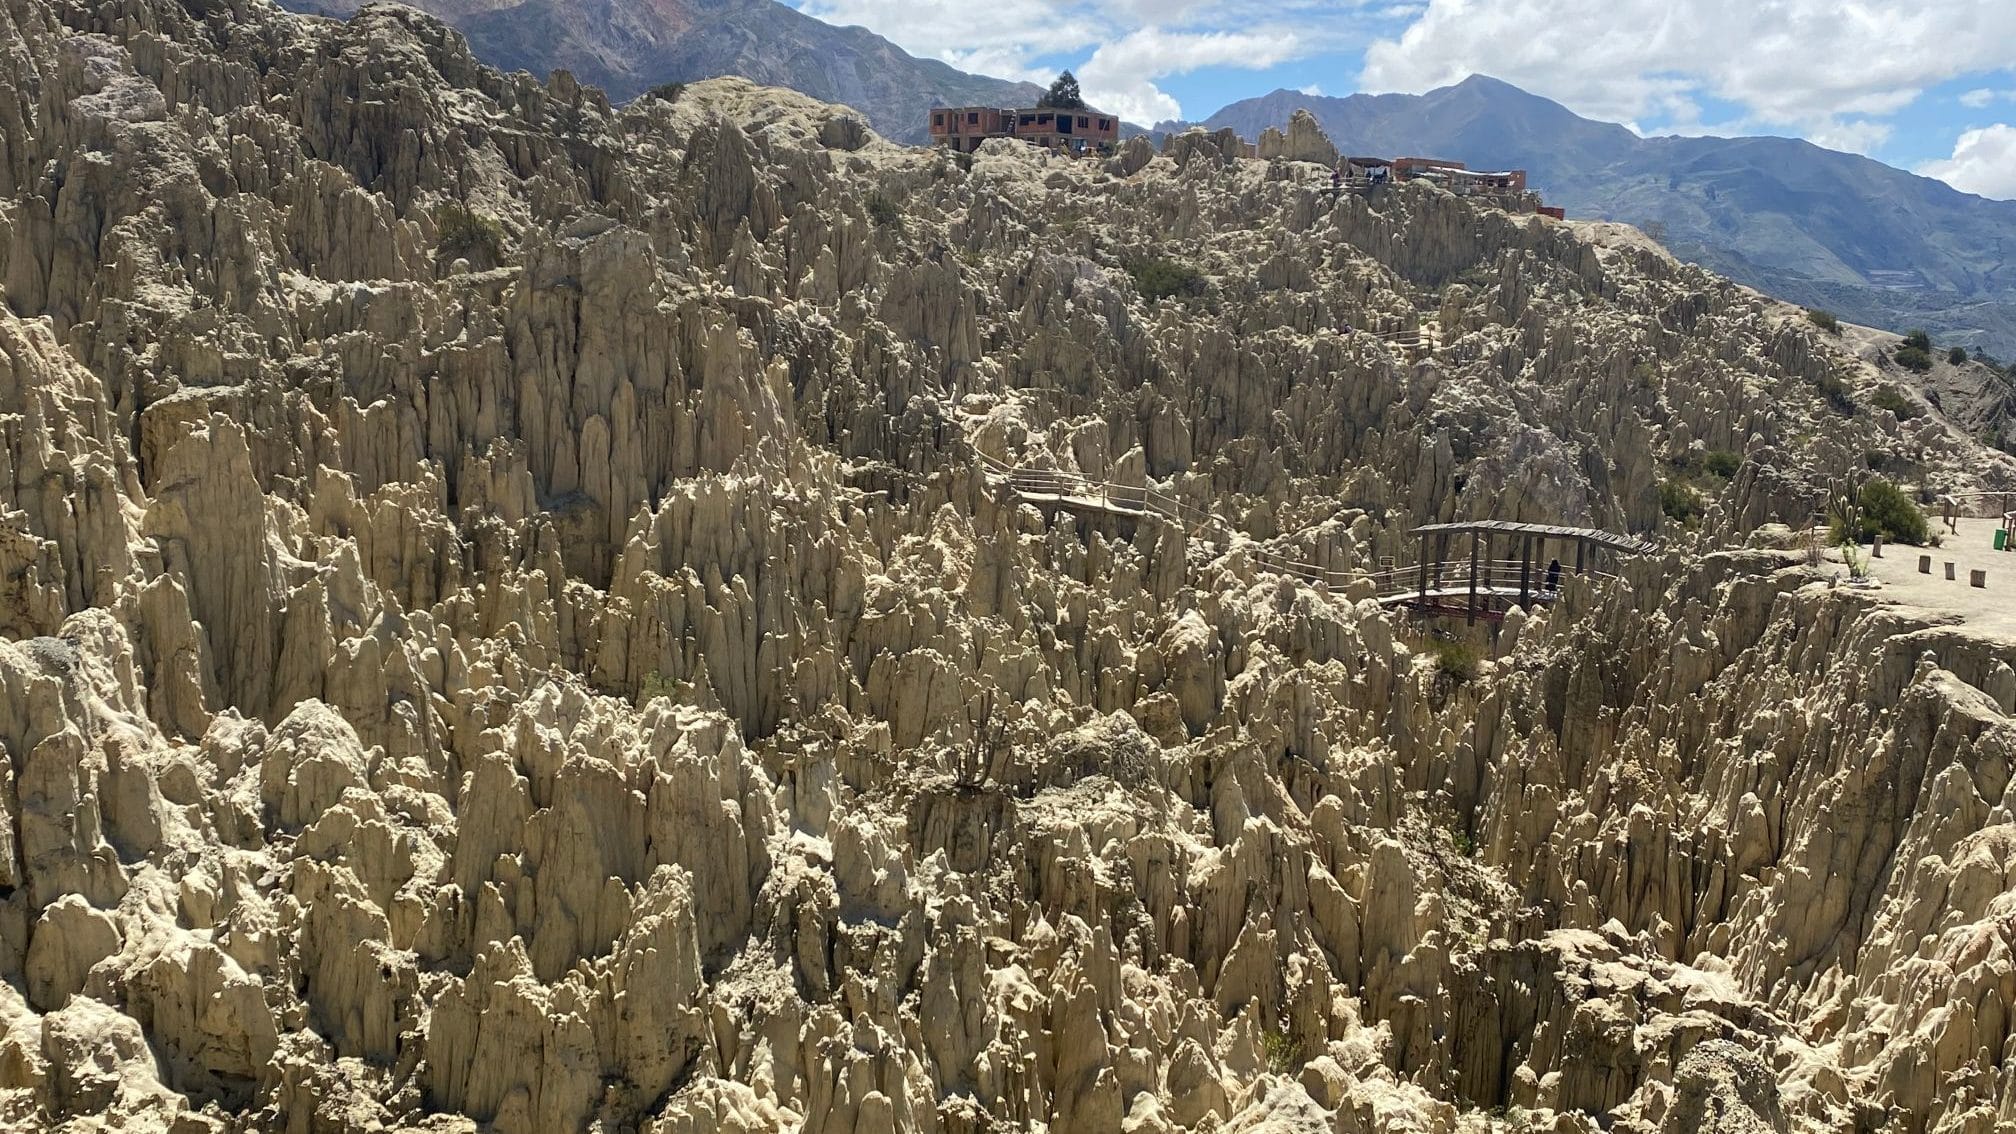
[1355,326,1440,360]
[974,450,1643,621]
[977,452,1352,589]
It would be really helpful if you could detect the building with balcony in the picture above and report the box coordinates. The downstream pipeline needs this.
[929,104,1120,154]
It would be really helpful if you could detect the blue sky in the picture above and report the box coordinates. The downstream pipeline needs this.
[791,0,2016,199]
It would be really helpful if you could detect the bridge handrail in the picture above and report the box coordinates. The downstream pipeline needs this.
[980,453,1219,529]
[974,449,1624,603]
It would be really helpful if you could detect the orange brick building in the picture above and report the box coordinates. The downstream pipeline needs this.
[930,104,1120,153]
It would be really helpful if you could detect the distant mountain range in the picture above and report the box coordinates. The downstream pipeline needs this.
[277,0,1043,143]
[279,5,2016,356]
[1164,77,2016,359]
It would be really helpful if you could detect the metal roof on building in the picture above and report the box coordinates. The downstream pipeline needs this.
[1411,520,1659,555]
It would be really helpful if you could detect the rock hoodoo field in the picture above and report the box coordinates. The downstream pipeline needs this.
[2,2,2015,1132]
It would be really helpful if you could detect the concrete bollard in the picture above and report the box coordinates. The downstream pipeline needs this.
[1972,569,1987,589]
[1919,554,1932,574]
[1872,533,1883,558]
[1946,562,1957,581]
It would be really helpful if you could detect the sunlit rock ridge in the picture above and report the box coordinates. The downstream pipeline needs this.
[1,2,2014,1133]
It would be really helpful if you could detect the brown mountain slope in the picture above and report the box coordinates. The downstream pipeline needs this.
[281,0,1043,141]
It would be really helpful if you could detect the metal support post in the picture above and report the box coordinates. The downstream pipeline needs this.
[1468,534,1480,626]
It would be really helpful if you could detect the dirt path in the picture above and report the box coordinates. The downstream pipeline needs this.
[1826,518,2016,641]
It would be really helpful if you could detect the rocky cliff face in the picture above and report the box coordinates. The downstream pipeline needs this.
[2,3,2015,1133]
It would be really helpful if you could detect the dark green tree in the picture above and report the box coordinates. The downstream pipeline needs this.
[1893,343,1933,372]
[1038,71,1086,110]
[1829,475,1928,545]
[1894,329,1935,372]
[1855,477,1929,545]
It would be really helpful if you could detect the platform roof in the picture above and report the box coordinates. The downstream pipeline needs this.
[1411,520,1658,555]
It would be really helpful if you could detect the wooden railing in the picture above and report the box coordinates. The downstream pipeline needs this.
[1367,327,1437,353]
[976,450,1356,585]
[974,452,1613,603]
[1372,558,1614,600]
[966,435,1622,616]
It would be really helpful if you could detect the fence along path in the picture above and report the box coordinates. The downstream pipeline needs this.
[973,449,1449,599]
[972,446,1637,620]
[975,449,1350,584]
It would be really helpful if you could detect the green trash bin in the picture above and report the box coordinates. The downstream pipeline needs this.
[1997,528,2009,552]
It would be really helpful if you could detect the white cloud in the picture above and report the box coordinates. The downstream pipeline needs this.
[1077,27,1309,122]
[1920,123,2016,199]
[1360,0,2016,150]
[795,0,2016,149]
[795,0,1344,122]
[1956,87,2016,109]
[1299,83,1325,96]
[937,48,1059,88]
[1809,119,1894,155]
[799,0,1105,84]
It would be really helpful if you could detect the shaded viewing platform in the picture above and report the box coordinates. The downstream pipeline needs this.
[1383,521,1658,624]
[975,451,1655,622]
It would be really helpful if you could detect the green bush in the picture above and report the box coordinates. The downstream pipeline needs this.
[1127,256,1207,303]
[1671,448,1739,480]
[1262,1029,1305,1073]
[865,192,903,229]
[1903,329,1932,352]
[1813,373,1857,414]
[1659,479,1704,526]
[433,202,505,268]
[1949,345,1968,365]
[636,670,677,707]
[1701,449,1742,479]
[1893,344,1934,373]
[1424,638,1480,683]
[1861,478,1929,545]
[1804,308,1840,333]
[1448,825,1477,857]
[1831,477,1929,546]
[1870,385,1922,419]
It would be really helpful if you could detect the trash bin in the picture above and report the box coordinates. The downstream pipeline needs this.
[1997,528,2009,552]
